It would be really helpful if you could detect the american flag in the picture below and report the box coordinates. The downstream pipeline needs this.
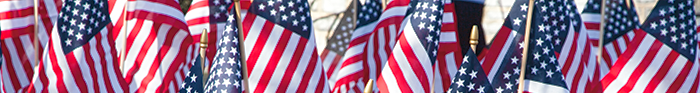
[480,0,569,92]
[0,0,61,92]
[202,8,244,93]
[240,0,329,92]
[330,0,408,92]
[178,55,204,93]
[26,0,128,92]
[541,0,597,93]
[110,0,196,93]
[322,0,358,89]
[184,0,234,64]
[446,47,493,93]
[581,0,640,82]
[433,0,465,92]
[600,0,699,92]
[325,0,383,92]
[375,0,442,92]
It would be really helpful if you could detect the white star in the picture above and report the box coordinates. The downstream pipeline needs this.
[420,12,427,20]
[519,42,524,49]
[190,74,198,82]
[531,67,539,75]
[456,79,465,88]
[469,70,478,79]
[520,4,528,11]
[223,79,232,87]
[505,82,513,90]
[78,23,86,30]
[650,22,658,29]
[534,52,541,60]
[267,0,274,6]
[282,15,288,21]
[496,87,504,93]
[543,47,550,54]
[225,68,234,76]
[68,29,75,36]
[462,56,470,63]
[186,86,193,93]
[538,24,545,32]
[671,35,678,42]
[65,39,72,46]
[270,9,277,16]
[258,4,266,10]
[540,62,547,69]
[80,13,88,20]
[546,70,554,78]
[661,29,668,36]
[429,14,436,22]
[459,67,467,76]
[467,83,475,91]
[511,57,519,64]
[514,68,520,75]
[477,86,485,93]
[682,43,688,49]
[513,18,522,26]
[76,33,83,40]
[418,22,426,29]
[279,6,286,12]
[293,20,299,26]
[70,19,77,26]
[503,72,511,80]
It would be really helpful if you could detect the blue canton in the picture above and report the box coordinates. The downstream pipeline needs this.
[525,0,570,89]
[325,0,382,54]
[179,55,204,93]
[489,0,529,92]
[248,0,313,38]
[208,0,233,22]
[203,8,245,93]
[57,0,110,53]
[406,0,443,64]
[602,0,640,43]
[640,0,696,61]
[447,47,494,93]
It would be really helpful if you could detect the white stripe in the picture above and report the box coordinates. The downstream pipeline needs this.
[523,80,569,93]
[72,47,97,93]
[379,61,400,92]
[3,38,31,89]
[243,16,266,59]
[336,61,363,80]
[445,52,457,78]
[187,24,211,36]
[441,12,454,23]
[247,22,284,92]
[184,7,211,22]
[0,16,34,31]
[604,43,619,63]
[322,51,337,73]
[0,1,32,13]
[265,33,300,92]
[487,30,516,80]
[391,43,427,92]
[678,62,700,92]
[129,1,186,23]
[603,35,654,93]
[49,31,80,92]
[616,36,628,51]
[109,0,127,26]
[653,56,687,93]
[559,26,577,88]
[1,56,15,93]
[127,21,159,93]
[580,14,601,23]
[19,36,37,65]
[628,45,672,92]
[402,20,433,87]
[439,32,457,43]
[290,30,320,93]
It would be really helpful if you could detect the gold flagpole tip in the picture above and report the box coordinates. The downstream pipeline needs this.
[364,79,375,93]
[469,25,479,51]
[200,29,209,48]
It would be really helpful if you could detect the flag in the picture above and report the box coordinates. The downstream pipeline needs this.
[202,8,245,93]
[241,0,330,92]
[480,0,569,92]
[446,47,493,93]
[321,0,358,88]
[184,0,234,65]
[0,0,62,92]
[179,55,204,93]
[325,0,384,92]
[111,0,196,92]
[433,0,465,92]
[581,0,640,79]
[330,0,408,92]
[26,0,129,92]
[544,0,598,93]
[600,0,699,92]
[375,0,443,92]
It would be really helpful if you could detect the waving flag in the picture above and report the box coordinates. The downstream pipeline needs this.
[480,0,569,92]
[26,0,128,92]
[321,0,358,89]
[178,55,204,93]
[0,0,61,92]
[184,0,234,64]
[432,0,464,92]
[600,0,699,92]
[330,0,407,92]
[241,0,329,92]
[203,8,245,93]
[581,0,640,79]
[376,0,443,92]
[446,47,493,93]
[110,0,196,93]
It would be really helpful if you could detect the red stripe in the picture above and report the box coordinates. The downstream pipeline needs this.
[0,41,23,91]
[617,39,663,93]
[1,26,34,39]
[584,22,600,30]
[185,17,211,27]
[64,51,89,93]
[0,6,33,19]
[93,34,118,92]
[133,23,165,93]
[481,26,513,75]
[252,29,292,93]
[643,52,680,92]
[397,36,430,93]
[241,12,258,38]
[689,69,700,93]
[122,20,149,84]
[275,37,308,92]
[244,21,274,75]
[82,41,102,92]
[187,0,210,10]
[381,56,411,93]
[561,31,580,75]
[600,29,646,90]
[292,40,315,93]
[666,61,695,92]
[128,10,189,31]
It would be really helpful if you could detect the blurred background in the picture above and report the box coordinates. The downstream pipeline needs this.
[177,0,700,51]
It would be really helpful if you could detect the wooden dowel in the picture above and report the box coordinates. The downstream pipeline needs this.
[517,0,536,93]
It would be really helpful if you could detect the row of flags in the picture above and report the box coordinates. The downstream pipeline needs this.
[0,0,699,93]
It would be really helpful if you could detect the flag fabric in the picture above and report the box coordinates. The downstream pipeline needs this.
[433,0,465,92]
[240,0,330,92]
[178,55,204,93]
[26,0,129,92]
[446,47,493,93]
[110,0,196,93]
[480,0,569,92]
[330,0,408,92]
[544,0,598,93]
[322,0,359,89]
[184,0,234,65]
[581,0,640,79]
[0,0,62,92]
[325,0,384,92]
[202,8,245,93]
[375,0,443,92]
[600,0,699,92]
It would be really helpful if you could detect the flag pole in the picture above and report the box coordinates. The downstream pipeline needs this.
[597,0,606,68]
[517,0,536,93]
[470,25,479,51]
[200,29,210,81]
[363,79,374,93]
[233,1,250,93]
[120,3,129,72]
[33,0,40,68]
